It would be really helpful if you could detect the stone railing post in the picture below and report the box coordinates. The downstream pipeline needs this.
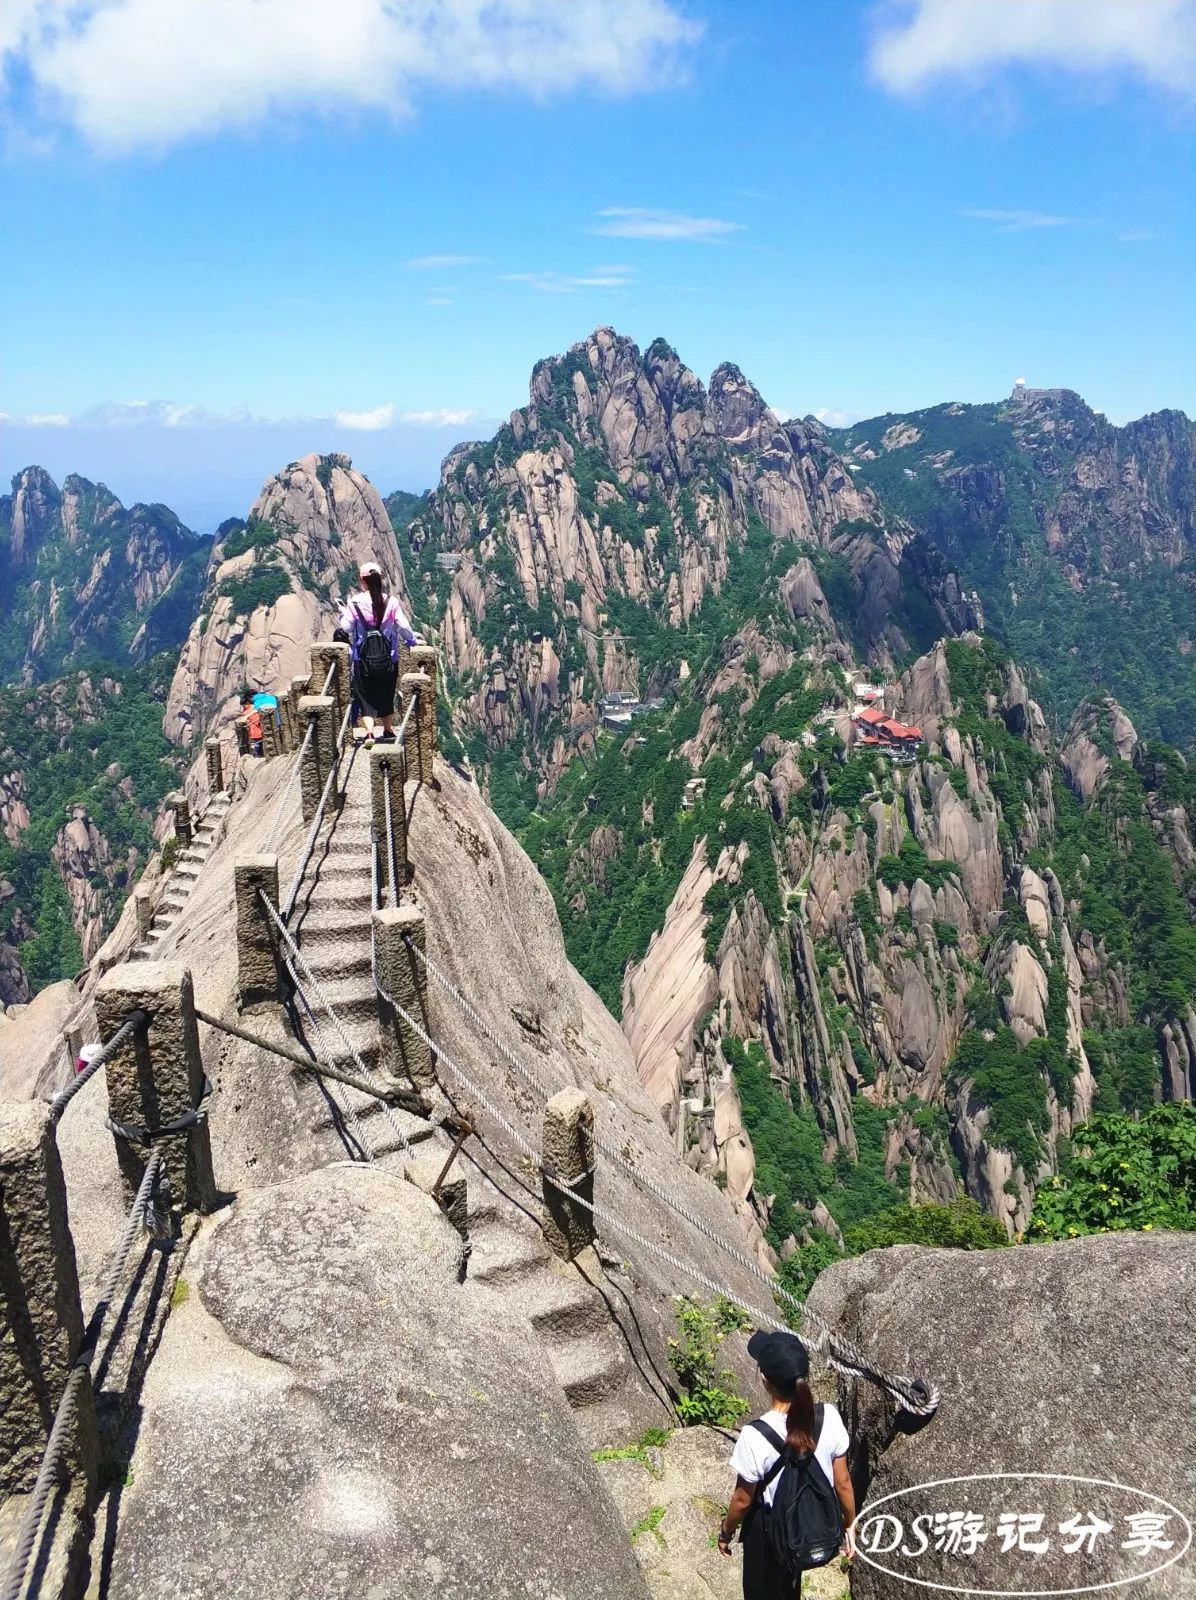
[372,905,432,1092]
[133,883,156,943]
[94,963,217,1216]
[401,671,435,788]
[234,855,283,1009]
[260,706,281,761]
[297,694,336,821]
[289,674,311,736]
[409,644,438,770]
[542,1088,595,1260]
[310,641,351,724]
[0,1100,98,1499]
[234,716,250,757]
[205,736,224,795]
[168,790,193,848]
[370,745,409,899]
[278,692,297,753]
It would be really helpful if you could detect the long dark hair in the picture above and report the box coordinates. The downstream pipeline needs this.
[364,569,385,622]
[770,1376,817,1453]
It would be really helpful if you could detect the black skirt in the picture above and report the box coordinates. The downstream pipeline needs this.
[743,1507,800,1600]
[354,661,397,718]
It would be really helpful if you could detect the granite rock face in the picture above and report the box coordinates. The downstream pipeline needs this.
[404,327,966,777]
[165,453,410,748]
[106,1165,651,1600]
[807,1233,1196,1598]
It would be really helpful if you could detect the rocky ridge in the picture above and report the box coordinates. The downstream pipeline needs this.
[165,452,408,746]
[401,327,977,782]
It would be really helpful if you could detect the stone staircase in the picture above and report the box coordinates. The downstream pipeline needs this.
[289,745,412,1155]
[130,791,232,962]
[286,742,668,1443]
[466,1172,669,1448]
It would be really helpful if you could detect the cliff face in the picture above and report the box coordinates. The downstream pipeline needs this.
[401,327,975,780]
[165,452,409,746]
[0,466,211,683]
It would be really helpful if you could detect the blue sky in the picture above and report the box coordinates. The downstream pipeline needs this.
[2,0,1194,530]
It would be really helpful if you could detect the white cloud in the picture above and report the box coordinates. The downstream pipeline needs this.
[503,266,633,293]
[426,296,453,307]
[405,254,483,270]
[591,207,744,241]
[811,406,865,429]
[961,207,1075,231]
[870,0,1196,98]
[334,403,397,432]
[398,408,481,427]
[4,399,483,431]
[1118,229,1159,242]
[0,0,700,151]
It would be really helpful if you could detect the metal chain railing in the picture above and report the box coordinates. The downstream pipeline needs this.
[0,1148,166,1600]
[383,939,939,1417]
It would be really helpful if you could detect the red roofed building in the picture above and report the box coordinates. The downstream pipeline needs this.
[852,705,924,750]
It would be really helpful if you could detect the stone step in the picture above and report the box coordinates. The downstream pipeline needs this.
[545,1331,628,1410]
[297,902,373,938]
[296,942,372,980]
[302,975,379,1026]
[467,1219,551,1287]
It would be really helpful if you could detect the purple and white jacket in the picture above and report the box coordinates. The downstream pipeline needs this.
[338,591,417,663]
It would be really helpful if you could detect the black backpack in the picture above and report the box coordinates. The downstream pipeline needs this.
[352,602,392,672]
[751,1407,844,1573]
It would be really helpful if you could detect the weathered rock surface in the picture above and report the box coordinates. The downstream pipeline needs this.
[105,1164,650,1600]
[808,1233,1196,1598]
[0,467,209,683]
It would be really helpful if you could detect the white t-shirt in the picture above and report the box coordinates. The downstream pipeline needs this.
[730,1402,850,1508]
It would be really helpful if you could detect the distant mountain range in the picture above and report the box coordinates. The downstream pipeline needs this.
[4,330,1194,1256]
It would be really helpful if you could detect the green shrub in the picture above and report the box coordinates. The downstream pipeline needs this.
[1027,1103,1196,1239]
[217,566,291,616]
[668,1297,749,1428]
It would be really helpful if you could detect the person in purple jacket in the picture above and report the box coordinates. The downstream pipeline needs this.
[338,562,417,746]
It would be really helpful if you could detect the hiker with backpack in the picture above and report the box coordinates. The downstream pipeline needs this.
[338,562,417,748]
[718,1330,856,1597]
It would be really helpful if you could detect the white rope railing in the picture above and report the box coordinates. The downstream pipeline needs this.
[383,938,939,1417]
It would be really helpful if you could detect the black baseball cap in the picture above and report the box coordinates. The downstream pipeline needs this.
[747,1330,810,1385]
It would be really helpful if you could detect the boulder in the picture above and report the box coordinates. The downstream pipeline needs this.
[807,1233,1196,1597]
[104,1164,650,1600]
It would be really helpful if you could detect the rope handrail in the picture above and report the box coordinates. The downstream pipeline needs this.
[49,1010,147,1124]
[381,938,939,1418]
[0,1149,166,1600]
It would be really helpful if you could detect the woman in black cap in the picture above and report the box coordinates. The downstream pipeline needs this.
[717,1329,856,1596]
